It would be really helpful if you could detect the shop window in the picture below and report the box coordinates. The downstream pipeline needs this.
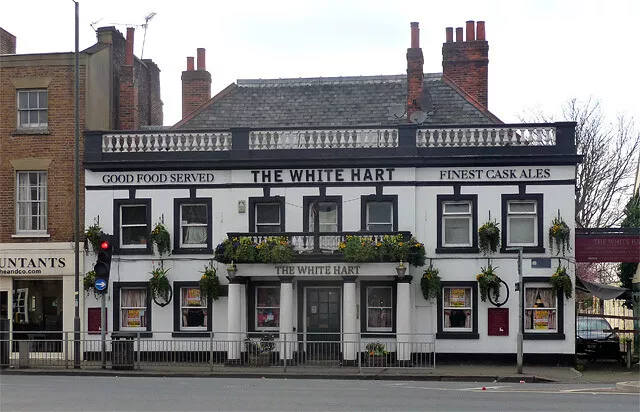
[173,198,212,253]
[303,196,342,232]
[361,195,398,232]
[501,194,544,253]
[255,286,280,330]
[172,282,212,336]
[16,171,47,234]
[113,282,152,336]
[523,278,564,340]
[17,89,48,129]
[114,199,151,253]
[436,281,479,339]
[436,194,478,253]
[249,197,285,233]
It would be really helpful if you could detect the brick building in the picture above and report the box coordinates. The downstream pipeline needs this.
[0,26,163,349]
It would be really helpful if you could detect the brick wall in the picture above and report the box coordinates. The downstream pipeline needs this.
[406,22,424,121]
[0,27,16,54]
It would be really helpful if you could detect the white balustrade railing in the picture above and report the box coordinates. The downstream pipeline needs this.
[416,126,556,147]
[102,132,233,153]
[249,129,398,150]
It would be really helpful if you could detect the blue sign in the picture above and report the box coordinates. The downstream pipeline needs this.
[531,258,552,269]
[95,279,107,291]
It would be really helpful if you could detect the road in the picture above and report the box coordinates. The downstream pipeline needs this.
[1,375,638,411]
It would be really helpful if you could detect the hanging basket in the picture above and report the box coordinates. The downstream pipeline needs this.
[85,223,102,254]
[420,265,442,300]
[149,266,172,306]
[548,216,571,256]
[550,265,573,299]
[478,221,500,255]
[199,265,221,301]
[150,221,171,256]
[476,264,501,302]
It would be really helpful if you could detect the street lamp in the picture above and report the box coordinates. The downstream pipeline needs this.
[506,247,524,374]
[226,261,238,280]
[395,260,407,278]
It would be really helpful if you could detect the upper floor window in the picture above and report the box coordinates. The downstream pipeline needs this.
[501,194,544,253]
[361,195,398,232]
[249,197,285,233]
[16,171,47,234]
[304,196,342,233]
[173,198,212,253]
[436,194,478,253]
[114,199,151,253]
[17,90,48,129]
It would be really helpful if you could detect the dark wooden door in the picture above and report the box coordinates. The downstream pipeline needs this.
[306,287,341,359]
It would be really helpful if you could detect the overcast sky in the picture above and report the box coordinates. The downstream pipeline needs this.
[3,0,638,126]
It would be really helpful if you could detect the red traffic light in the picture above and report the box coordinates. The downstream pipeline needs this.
[100,240,110,250]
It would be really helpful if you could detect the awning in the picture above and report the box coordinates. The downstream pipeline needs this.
[575,277,629,300]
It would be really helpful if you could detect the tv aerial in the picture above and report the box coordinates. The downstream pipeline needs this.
[141,12,157,59]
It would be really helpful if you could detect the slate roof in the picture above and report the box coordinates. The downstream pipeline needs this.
[175,73,501,129]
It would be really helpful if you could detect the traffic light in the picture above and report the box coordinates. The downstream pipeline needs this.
[93,233,112,293]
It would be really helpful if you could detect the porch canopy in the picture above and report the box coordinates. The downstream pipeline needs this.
[576,276,630,300]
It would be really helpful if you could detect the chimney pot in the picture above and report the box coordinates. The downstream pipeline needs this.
[197,48,206,71]
[410,22,420,48]
[445,27,453,43]
[477,21,486,40]
[466,21,475,41]
[187,56,194,71]
[125,27,135,66]
[455,27,463,42]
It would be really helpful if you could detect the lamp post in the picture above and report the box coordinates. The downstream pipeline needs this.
[507,247,524,374]
[72,0,81,369]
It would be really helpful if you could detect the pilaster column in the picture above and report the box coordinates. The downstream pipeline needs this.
[279,276,294,362]
[396,275,413,363]
[342,276,358,365]
[226,277,243,363]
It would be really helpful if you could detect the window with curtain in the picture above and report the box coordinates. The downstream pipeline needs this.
[181,287,207,330]
[120,288,147,329]
[16,171,47,233]
[442,201,472,247]
[180,204,208,247]
[366,286,393,331]
[442,287,472,331]
[17,89,48,129]
[308,201,338,232]
[524,286,557,332]
[255,286,279,330]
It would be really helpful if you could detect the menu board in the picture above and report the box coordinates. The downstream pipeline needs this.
[184,288,202,306]
[534,310,550,330]
[126,309,141,327]
[449,289,467,307]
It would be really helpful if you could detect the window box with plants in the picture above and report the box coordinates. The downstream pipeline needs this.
[338,234,426,267]
[214,236,295,264]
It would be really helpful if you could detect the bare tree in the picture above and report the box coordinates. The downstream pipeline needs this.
[524,98,640,228]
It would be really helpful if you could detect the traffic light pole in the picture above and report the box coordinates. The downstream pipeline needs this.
[101,293,106,369]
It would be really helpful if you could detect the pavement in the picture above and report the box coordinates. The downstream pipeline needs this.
[2,361,638,391]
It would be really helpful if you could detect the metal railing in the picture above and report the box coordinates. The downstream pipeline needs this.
[0,331,436,371]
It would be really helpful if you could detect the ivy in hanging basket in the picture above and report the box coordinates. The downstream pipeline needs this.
[476,264,501,302]
[83,270,100,299]
[149,265,171,303]
[548,216,571,256]
[478,221,500,255]
[199,265,221,301]
[85,223,102,254]
[420,265,442,300]
[150,221,171,256]
[550,265,572,299]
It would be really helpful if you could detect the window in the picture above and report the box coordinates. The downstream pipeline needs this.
[249,197,285,233]
[17,89,48,129]
[303,196,342,232]
[523,277,564,340]
[501,194,544,252]
[16,171,47,233]
[255,286,280,330]
[361,195,398,232]
[366,286,393,332]
[436,195,478,253]
[436,281,478,339]
[180,287,207,330]
[114,199,151,253]
[173,198,212,253]
[120,288,148,330]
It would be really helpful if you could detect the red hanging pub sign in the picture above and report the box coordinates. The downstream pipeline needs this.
[575,228,640,263]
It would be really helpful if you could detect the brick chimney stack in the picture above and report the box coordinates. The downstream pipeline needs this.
[442,20,489,108]
[181,48,212,118]
[119,27,139,130]
[406,22,424,121]
[0,27,16,54]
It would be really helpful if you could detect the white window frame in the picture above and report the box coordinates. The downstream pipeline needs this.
[179,203,208,248]
[507,200,538,246]
[119,204,148,249]
[442,201,472,247]
[524,284,558,333]
[120,287,148,331]
[255,203,282,233]
[366,286,393,332]
[16,171,47,234]
[442,286,473,332]
[180,286,207,331]
[366,202,393,232]
[255,286,280,331]
[17,89,48,129]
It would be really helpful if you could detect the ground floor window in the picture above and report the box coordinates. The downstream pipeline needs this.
[256,286,280,330]
[366,286,393,332]
[436,281,478,339]
[113,282,152,335]
[523,277,564,340]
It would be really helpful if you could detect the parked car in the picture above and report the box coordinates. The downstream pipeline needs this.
[576,315,621,362]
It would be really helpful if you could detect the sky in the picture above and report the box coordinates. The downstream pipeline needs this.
[2,0,638,126]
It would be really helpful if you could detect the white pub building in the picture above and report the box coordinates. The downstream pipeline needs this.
[82,21,580,365]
